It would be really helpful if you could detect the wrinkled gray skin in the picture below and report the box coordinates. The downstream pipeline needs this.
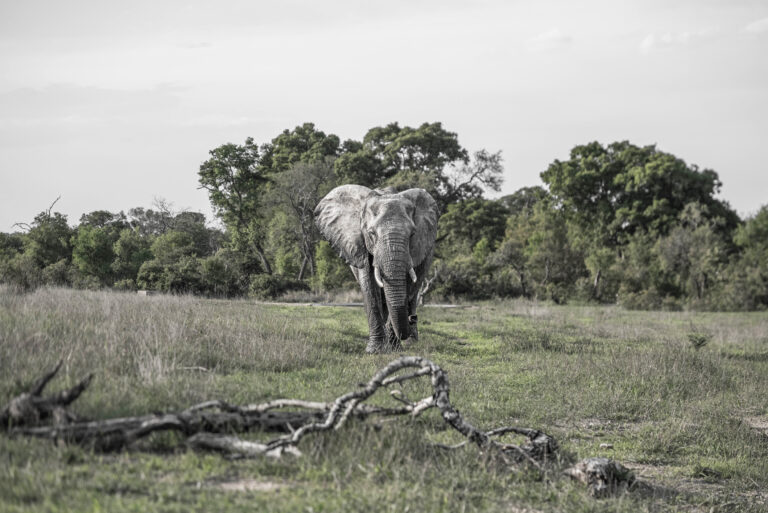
[314,185,439,353]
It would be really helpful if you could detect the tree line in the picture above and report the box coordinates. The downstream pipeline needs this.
[1,122,766,310]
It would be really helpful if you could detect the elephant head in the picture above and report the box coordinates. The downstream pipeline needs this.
[314,185,439,351]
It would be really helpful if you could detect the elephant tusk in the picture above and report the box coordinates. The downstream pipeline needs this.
[374,266,385,288]
[409,268,417,283]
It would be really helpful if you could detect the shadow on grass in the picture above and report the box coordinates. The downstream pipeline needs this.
[497,331,596,355]
[721,351,768,363]
[325,328,368,354]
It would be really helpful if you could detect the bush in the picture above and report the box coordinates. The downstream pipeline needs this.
[619,286,682,311]
[0,253,43,292]
[68,267,103,290]
[164,256,204,294]
[136,259,166,291]
[248,274,310,300]
[200,254,245,297]
[113,278,137,291]
[42,259,71,287]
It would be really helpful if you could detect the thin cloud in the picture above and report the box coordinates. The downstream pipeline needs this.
[527,28,573,49]
[743,17,768,34]
[639,28,718,54]
[179,41,213,49]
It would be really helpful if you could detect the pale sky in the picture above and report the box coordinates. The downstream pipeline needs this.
[1,0,767,230]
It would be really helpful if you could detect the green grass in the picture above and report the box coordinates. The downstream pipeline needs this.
[1,287,767,512]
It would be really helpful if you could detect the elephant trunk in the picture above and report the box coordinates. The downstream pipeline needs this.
[375,234,411,341]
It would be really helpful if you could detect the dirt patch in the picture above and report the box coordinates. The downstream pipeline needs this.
[214,479,287,492]
[623,462,668,481]
[555,418,650,437]
[744,416,768,434]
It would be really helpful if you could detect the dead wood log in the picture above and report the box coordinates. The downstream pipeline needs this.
[3,357,557,468]
[0,360,93,428]
[12,407,331,452]
[187,433,302,459]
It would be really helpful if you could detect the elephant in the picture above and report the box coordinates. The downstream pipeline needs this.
[314,185,439,353]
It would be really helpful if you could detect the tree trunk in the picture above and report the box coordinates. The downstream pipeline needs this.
[297,256,308,281]
[540,258,550,287]
[592,268,602,301]
[254,242,272,275]
[519,271,528,299]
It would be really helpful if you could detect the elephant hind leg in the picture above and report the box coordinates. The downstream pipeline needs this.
[407,295,420,342]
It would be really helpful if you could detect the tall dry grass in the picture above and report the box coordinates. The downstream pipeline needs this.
[2,286,768,512]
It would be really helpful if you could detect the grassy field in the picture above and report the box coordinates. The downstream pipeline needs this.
[1,287,767,512]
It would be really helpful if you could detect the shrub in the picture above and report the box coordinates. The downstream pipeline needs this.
[42,259,71,287]
[113,278,137,291]
[163,256,204,294]
[248,274,310,300]
[200,254,245,297]
[0,253,43,292]
[136,259,166,291]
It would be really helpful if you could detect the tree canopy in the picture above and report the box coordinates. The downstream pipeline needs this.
[1,125,765,311]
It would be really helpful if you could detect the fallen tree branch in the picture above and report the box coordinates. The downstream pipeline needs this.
[187,433,302,459]
[3,357,557,467]
[0,360,93,428]
[263,356,558,467]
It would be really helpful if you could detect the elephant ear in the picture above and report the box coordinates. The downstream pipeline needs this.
[398,188,439,267]
[314,184,372,268]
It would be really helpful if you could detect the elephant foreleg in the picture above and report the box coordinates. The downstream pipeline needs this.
[353,265,390,353]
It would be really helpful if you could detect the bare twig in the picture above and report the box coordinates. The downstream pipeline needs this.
[30,360,64,396]
[381,366,431,386]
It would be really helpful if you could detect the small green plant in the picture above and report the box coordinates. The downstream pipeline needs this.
[687,331,711,349]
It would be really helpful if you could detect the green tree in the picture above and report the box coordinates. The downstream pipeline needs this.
[111,228,152,284]
[70,209,129,285]
[200,252,244,297]
[499,186,548,217]
[71,225,118,285]
[136,232,201,293]
[0,200,72,290]
[522,201,586,302]
[171,211,217,257]
[150,231,196,263]
[260,123,340,175]
[313,241,356,290]
[0,232,24,262]
[271,160,336,279]
[431,199,510,299]
[198,137,272,274]
[79,210,128,230]
[702,205,768,310]
[655,203,730,304]
[362,122,468,177]
[333,139,385,187]
[127,206,174,236]
[541,141,738,300]
[437,199,509,257]
[22,210,73,269]
[337,122,503,212]
[542,141,738,243]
